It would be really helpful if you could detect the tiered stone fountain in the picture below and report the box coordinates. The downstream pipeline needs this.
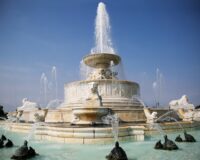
[63,52,143,125]
[1,2,200,145]
[59,2,144,124]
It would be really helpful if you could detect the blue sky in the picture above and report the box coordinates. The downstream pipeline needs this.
[0,0,200,111]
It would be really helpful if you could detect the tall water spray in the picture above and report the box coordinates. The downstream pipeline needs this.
[153,68,164,107]
[40,73,48,106]
[52,66,58,99]
[91,2,115,54]
[80,2,126,80]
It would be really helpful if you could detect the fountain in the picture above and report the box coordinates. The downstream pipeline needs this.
[1,2,200,160]
[0,2,200,148]
[59,1,144,125]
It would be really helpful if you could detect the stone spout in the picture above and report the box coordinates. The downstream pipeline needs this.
[143,108,157,124]
[177,109,185,119]
[34,109,49,122]
[177,108,194,122]
[16,110,23,121]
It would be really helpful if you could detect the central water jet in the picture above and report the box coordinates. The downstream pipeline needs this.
[91,2,115,54]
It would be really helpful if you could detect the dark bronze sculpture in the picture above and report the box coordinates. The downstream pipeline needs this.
[11,140,38,159]
[184,131,196,142]
[106,141,128,160]
[175,135,183,142]
[154,135,178,150]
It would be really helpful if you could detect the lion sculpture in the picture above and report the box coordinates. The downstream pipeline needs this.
[169,95,194,110]
[17,98,40,111]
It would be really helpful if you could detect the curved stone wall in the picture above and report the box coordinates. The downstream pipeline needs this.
[63,80,142,108]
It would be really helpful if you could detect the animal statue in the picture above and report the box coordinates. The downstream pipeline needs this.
[5,139,14,147]
[1,135,6,141]
[169,95,189,106]
[0,135,6,148]
[154,140,163,149]
[17,98,40,111]
[34,113,45,122]
[27,147,38,158]
[106,141,128,160]
[184,131,196,142]
[175,135,183,142]
[163,135,178,150]
[11,140,29,159]
[143,108,158,124]
[87,68,118,80]
[178,108,200,122]
[11,140,38,159]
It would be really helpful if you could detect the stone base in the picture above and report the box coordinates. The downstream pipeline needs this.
[45,109,72,123]
[72,107,109,125]
[1,120,200,144]
[0,121,145,144]
[19,109,48,123]
[13,108,173,124]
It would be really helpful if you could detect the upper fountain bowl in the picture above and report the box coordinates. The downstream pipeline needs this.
[83,53,121,68]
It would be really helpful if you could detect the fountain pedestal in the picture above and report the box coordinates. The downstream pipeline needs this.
[72,107,109,125]
[71,82,109,125]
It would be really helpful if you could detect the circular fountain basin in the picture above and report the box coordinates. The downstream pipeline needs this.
[63,79,141,108]
[83,53,121,68]
[1,125,200,159]
[61,79,143,122]
[72,107,109,125]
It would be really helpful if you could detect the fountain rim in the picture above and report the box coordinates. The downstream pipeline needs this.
[83,53,121,68]
[64,79,140,87]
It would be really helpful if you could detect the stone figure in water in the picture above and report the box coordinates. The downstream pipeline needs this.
[106,141,128,160]
[175,135,183,142]
[163,135,178,150]
[184,131,196,142]
[143,108,157,124]
[5,139,14,147]
[0,135,7,148]
[27,147,38,158]
[169,95,194,110]
[154,140,163,149]
[11,140,38,159]
[17,98,40,111]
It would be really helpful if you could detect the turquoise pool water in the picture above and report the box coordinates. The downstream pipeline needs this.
[0,128,200,160]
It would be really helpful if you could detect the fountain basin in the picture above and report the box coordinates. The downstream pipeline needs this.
[63,80,141,108]
[60,79,144,123]
[83,53,121,68]
[1,126,200,159]
[1,120,200,144]
[72,107,109,125]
